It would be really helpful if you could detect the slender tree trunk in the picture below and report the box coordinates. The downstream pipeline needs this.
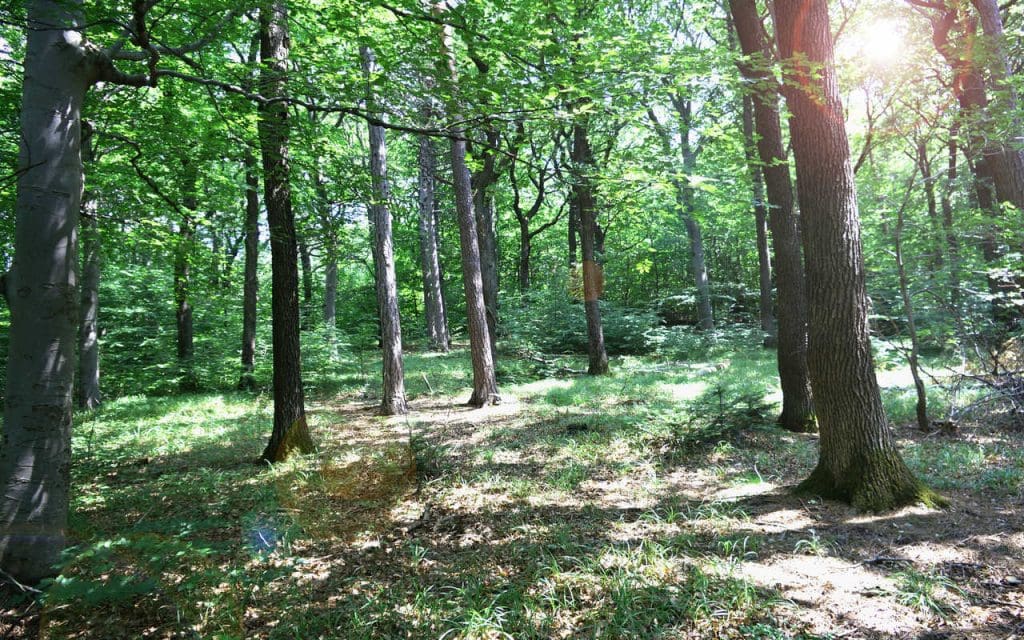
[78,200,101,410]
[568,194,579,269]
[942,129,962,313]
[418,133,450,352]
[298,232,313,328]
[239,150,260,391]
[916,138,945,270]
[78,126,101,410]
[894,174,930,432]
[742,95,777,347]
[518,218,531,292]
[258,0,314,462]
[473,187,499,361]
[573,122,609,375]
[175,160,197,392]
[0,0,87,584]
[730,0,815,433]
[775,0,938,510]
[436,5,499,406]
[361,45,407,416]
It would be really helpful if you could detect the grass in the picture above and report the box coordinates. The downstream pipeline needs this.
[8,334,1021,639]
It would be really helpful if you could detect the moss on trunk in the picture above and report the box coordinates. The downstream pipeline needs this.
[796,451,947,512]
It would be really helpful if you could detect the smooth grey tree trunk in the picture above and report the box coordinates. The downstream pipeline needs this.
[258,0,314,462]
[775,0,936,510]
[730,0,815,433]
[418,134,450,352]
[436,6,499,406]
[239,150,260,391]
[573,122,610,375]
[0,0,88,584]
[361,45,408,416]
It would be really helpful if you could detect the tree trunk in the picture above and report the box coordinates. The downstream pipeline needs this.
[361,45,407,416]
[741,95,777,347]
[258,0,314,462]
[418,133,450,352]
[239,150,260,391]
[573,122,610,375]
[775,0,938,510]
[0,0,87,584]
[78,126,101,410]
[78,199,101,410]
[894,174,931,432]
[916,138,945,271]
[175,160,197,392]
[473,187,499,362]
[298,232,314,329]
[518,217,531,292]
[730,0,815,433]
[436,5,499,406]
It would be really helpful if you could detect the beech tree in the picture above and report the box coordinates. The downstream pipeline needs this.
[774,0,940,510]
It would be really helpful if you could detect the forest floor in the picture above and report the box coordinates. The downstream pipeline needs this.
[1,341,1022,639]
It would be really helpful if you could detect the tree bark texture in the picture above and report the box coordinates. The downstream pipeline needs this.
[239,150,260,391]
[361,45,408,416]
[436,8,499,406]
[573,122,610,375]
[730,0,815,433]
[418,134,451,352]
[471,133,501,363]
[258,0,314,462]
[775,0,936,510]
[0,0,88,584]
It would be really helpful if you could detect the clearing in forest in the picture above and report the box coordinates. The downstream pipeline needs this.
[1,341,1022,639]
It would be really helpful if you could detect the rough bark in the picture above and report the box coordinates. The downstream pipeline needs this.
[741,95,777,347]
[573,122,610,376]
[361,45,407,416]
[258,0,314,462]
[78,127,101,410]
[239,150,260,391]
[775,0,938,510]
[0,0,87,584]
[730,0,815,433]
[471,131,501,363]
[436,5,499,406]
[418,133,450,352]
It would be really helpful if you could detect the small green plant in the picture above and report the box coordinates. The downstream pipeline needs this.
[793,530,836,557]
[893,569,964,618]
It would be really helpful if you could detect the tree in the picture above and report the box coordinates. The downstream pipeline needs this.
[729,0,815,433]
[78,123,102,410]
[573,121,610,375]
[239,150,261,391]
[361,44,408,416]
[258,0,315,462]
[774,0,940,509]
[417,129,451,352]
[436,1,500,406]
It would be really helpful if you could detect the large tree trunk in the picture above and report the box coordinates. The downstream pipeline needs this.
[730,0,815,433]
[573,122,610,375]
[742,97,776,346]
[775,0,938,510]
[258,0,314,462]
[239,150,260,391]
[361,45,407,416]
[0,0,88,584]
[78,127,101,410]
[418,133,450,352]
[436,6,499,406]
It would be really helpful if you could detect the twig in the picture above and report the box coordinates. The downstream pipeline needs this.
[0,567,42,594]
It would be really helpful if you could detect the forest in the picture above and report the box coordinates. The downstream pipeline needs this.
[0,0,1022,637]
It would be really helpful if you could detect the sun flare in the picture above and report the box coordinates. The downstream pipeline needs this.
[840,18,906,71]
